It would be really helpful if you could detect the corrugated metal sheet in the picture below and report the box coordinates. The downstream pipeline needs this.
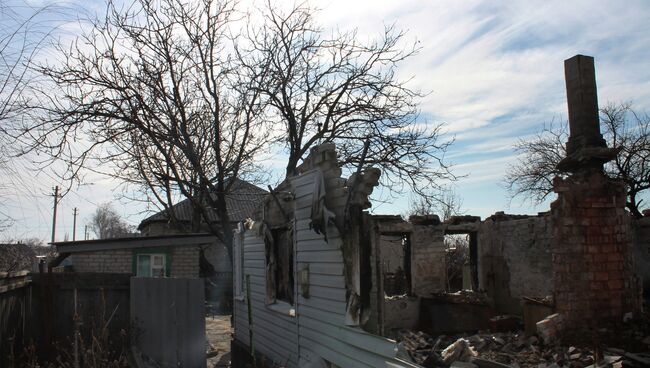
[233,170,421,368]
[131,278,206,368]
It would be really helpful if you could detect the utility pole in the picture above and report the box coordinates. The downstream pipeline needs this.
[84,225,88,240]
[51,186,60,243]
[72,207,78,241]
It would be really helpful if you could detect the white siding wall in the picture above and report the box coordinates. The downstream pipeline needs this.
[233,233,299,367]
[233,170,421,368]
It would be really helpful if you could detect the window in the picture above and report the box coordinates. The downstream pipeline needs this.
[444,232,476,291]
[380,233,411,296]
[265,225,294,305]
[136,254,167,277]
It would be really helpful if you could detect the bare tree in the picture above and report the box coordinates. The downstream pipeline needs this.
[407,186,464,221]
[0,2,55,231]
[0,237,49,273]
[504,121,567,203]
[602,104,650,218]
[20,0,271,256]
[241,3,454,201]
[407,186,467,291]
[0,2,70,234]
[89,203,134,239]
[0,1,44,125]
[504,103,650,218]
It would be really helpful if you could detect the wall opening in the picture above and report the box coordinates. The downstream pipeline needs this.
[468,232,478,290]
[265,225,294,305]
[380,233,411,296]
[443,232,477,291]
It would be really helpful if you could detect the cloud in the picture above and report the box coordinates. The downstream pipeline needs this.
[5,0,650,239]
[313,0,650,214]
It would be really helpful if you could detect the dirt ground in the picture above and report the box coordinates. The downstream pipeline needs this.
[206,314,232,368]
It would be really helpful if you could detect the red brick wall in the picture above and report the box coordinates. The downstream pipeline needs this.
[551,171,640,328]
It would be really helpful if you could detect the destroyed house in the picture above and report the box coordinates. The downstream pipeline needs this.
[229,143,557,367]
[230,55,646,367]
[231,143,423,367]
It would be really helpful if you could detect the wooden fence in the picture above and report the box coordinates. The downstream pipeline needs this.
[0,271,31,365]
[131,277,206,368]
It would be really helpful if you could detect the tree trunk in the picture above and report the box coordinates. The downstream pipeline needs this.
[627,192,643,219]
[214,190,234,261]
[285,152,301,179]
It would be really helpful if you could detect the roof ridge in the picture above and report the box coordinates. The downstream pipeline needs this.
[137,179,268,230]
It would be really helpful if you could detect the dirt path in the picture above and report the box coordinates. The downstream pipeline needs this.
[206,314,232,367]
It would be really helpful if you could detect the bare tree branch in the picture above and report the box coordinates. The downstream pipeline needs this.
[89,202,134,239]
[19,0,272,257]
[0,1,67,231]
[241,3,455,202]
[504,103,650,218]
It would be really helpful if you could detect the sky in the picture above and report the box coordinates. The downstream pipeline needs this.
[2,0,650,242]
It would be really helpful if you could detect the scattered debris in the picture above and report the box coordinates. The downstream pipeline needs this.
[441,338,477,365]
[450,361,478,368]
[397,328,650,368]
[428,290,490,305]
[489,315,520,333]
[522,297,554,336]
[536,313,563,345]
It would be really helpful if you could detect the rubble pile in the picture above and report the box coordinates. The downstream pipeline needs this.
[397,329,650,368]
[428,290,490,305]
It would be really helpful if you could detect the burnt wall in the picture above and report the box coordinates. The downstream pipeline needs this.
[475,212,647,317]
[632,217,650,296]
[477,215,553,314]
[411,223,446,296]
[551,172,640,329]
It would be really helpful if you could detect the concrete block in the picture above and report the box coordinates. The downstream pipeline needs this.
[536,313,563,344]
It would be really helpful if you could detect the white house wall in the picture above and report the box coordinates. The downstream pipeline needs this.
[233,232,300,367]
[233,161,421,368]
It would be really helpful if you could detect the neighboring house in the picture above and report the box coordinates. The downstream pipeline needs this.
[138,178,267,309]
[53,234,216,278]
[138,179,267,236]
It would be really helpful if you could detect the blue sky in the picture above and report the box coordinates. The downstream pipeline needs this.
[3,0,650,242]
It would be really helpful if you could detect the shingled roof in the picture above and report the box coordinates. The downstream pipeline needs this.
[137,179,267,230]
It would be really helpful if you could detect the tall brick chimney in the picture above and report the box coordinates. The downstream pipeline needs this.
[550,55,640,336]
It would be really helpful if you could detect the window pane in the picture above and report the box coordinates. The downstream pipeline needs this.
[137,255,151,277]
[152,254,163,267]
[152,266,165,277]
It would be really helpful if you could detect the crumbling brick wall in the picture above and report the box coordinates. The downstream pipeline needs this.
[474,210,647,318]
[410,222,446,295]
[632,217,650,295]
[552,172,640,328]
[367,215,445,336]
[477,214,553,314]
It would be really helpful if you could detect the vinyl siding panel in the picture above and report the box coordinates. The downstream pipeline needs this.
[233,232,299,367]
[234,169,420,368]
[292,171,420,368]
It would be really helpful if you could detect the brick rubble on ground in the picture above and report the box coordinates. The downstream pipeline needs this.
[397,329,650,368]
